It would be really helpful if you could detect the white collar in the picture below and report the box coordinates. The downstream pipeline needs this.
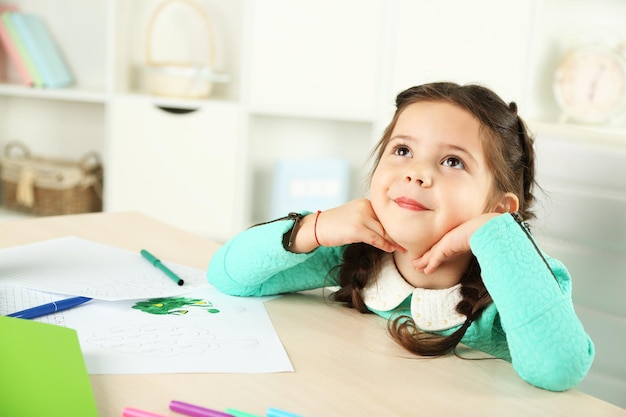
[361,254,467,331]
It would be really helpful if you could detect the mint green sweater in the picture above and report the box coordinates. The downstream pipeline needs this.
[207,213,594,391]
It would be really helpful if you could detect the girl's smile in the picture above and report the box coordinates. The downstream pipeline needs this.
[394,196,429,211]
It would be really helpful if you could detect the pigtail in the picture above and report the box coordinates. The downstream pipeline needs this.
[389,315,474,357]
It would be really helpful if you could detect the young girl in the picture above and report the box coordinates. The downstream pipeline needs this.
[207,82,594,392]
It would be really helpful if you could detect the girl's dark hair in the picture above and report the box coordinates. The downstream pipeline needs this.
[331,82,536,356]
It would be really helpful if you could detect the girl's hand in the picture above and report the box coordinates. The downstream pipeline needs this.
[292,198,405,253]
[413,213,500,274]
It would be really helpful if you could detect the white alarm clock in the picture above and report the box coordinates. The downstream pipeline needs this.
[553,44,626,124]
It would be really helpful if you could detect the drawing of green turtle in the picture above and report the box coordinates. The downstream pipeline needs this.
[132,297,220,315]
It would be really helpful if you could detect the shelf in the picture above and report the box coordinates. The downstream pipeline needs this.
[116,92,238,110]
[0,84,108,104]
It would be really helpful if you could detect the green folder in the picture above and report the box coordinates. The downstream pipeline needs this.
[0,316,98,417]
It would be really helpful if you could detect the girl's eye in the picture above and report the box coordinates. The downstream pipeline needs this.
[442,156,465,169]
[392,145,412,157]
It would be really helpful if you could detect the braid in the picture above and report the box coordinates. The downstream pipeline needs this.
[518,121,536,220]
[456,258,491,319]
[331,243,384,313]
[506,101,536,220]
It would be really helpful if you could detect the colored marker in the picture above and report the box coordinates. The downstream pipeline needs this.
[225,408,262,417]
[140,249,184,286]
[6,296,92,319]
[122,407,167,417]
[267,408,304,417]
[170,400,233,417]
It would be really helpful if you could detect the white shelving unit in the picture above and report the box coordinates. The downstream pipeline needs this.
[0,0,248,242]
[0,1,625,405]
[1,0,625,237]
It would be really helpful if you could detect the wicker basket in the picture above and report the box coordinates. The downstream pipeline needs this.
[143,0,228,99]
[1,141,103,216]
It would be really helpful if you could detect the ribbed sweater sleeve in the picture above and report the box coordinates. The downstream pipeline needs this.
[469,214,595,391]
[207,217,343,296]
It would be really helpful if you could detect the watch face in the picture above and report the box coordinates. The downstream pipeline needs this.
[554,47,626,123]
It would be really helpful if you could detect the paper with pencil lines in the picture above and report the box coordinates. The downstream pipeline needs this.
[0,236,209,300]
[0,284,67,326]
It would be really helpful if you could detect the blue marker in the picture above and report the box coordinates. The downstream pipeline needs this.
[267,408,304,417]
[6,296,92,319]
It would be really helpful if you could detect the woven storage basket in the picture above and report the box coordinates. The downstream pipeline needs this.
[144,0,225,99]
[1,142,103,216]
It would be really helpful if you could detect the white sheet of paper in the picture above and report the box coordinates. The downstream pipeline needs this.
[1,285,293,374]
[63,287,293,374]
[0,237,209,300]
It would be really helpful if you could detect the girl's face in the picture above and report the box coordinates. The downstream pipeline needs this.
[370,100,496,254]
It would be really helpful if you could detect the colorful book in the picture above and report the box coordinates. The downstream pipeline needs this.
[0,9,34,86]
[0,5,28,85]
[1,11,43,87]
[9,12,73,88]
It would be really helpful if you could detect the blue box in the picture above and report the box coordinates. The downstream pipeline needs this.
[271,158,350,218]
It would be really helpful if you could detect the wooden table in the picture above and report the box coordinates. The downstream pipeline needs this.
[1,212,624,417]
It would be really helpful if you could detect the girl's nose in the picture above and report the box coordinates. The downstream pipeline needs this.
[404,163,432,187]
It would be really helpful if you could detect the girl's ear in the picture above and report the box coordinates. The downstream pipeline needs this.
[493,192,519,214]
